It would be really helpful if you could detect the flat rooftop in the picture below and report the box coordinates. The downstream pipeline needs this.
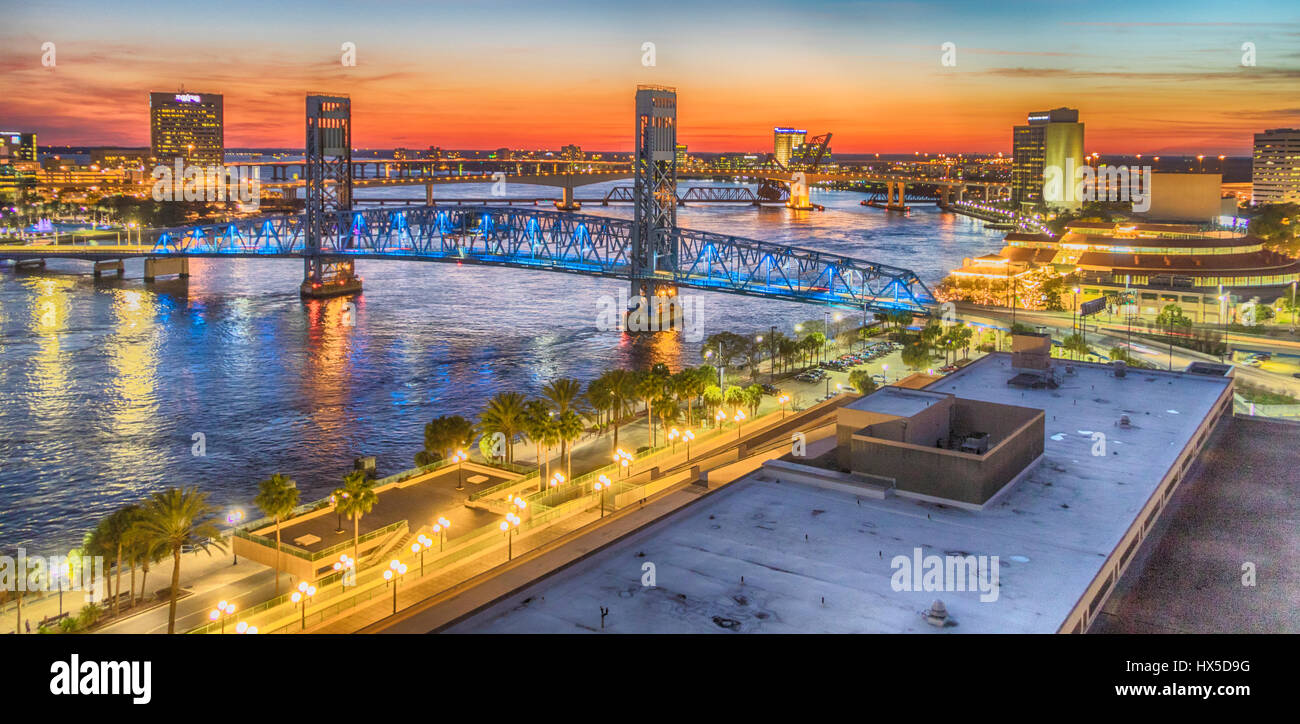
[844,386,946,418]
[447,354,1231,633]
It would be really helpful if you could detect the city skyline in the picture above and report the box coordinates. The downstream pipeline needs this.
[2,0,1298,154]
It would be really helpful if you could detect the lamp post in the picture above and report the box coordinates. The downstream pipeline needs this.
[500,514,521,561]
[549,472,565,491]
[1072,286,1080,339]
[411,539,429,577]
[290,581,316,631]
[208,600,236,634]
[715,409,726,431]
[668,427,680,452]
[613,448,633,478]
[332,554,355,589]
[432,516,451,551]
[683,430,695,459]
[778,394,789,419]
[226,510,244,565]
[734,410,746,440]
[451,449,468,490]
[594,475,611,518]
[235,621,258,635]
[383,560,407,614]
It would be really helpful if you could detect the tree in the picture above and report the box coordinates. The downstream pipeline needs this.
[723,385,746,415]
[124,517,165,608]
[848,369,878,395]
[336,471,378,564]
[480,392,528,464]
[418,415,477,466]
[675,368,707,426]
[635,369,669,447]
[254,473,300,596]
[554,409,584,478]
[1155,304,1192,340]
[97,505,141,618]
[743,384,764,416]
[900,340,932,371]
[702,384,724,424]
[1062,333,1091,360]
[542,379,585,476]
[521,399,559,482]
[135,487,226,633]
[599,369,637,454]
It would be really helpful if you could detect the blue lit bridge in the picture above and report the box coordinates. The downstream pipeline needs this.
[0,204,935,314]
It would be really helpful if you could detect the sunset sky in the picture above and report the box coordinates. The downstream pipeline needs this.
[2,0,1298,154]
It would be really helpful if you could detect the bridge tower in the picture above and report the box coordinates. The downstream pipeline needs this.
[302,94,362,298]
[628,85,681,333]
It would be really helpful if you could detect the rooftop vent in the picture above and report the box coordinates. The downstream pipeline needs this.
[1112,360,1128,378]
[959,432,991,455]
[1118,414,1132,428]
[922,599,955,628]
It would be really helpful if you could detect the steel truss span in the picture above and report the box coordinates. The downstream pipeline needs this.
[8,206,935,313]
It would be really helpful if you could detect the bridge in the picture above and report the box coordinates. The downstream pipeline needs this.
[0,204,934,313]
[4,86,936,317]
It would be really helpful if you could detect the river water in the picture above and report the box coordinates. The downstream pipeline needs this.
[0,180,1002,554]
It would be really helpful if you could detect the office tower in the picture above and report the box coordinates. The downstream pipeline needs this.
[150,91,224,165]
[773,127,806,168]
[1011,108,1084,210]
[1252,128,1300,204]
[0,131,37,161]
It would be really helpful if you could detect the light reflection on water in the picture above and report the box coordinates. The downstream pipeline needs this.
[0,182,1003,554]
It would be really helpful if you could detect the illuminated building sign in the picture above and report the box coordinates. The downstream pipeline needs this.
[174,94,202,103]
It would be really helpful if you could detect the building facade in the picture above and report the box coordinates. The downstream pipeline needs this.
[1252,128,1300,204]
[773,127,806,168]
[0,131,37,162]
[1011,108,1084,211]
[150,91,224,166]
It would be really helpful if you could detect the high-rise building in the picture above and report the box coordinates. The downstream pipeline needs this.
[675,144,688,167]
[150,91,223,165]
[0,131,37,162]
[561,144,583,161]
[773,127,806,167]
[1252,128,1300,205]
[1011,108,1084,210]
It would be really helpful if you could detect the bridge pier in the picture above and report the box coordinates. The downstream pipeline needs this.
[886,181,910,212]
[143,257,189,282]
[625,282,686,335]
[553,186,581,211]
[301,257,362,298]
[425,183,434,206]
[93,259,125,278]
[13,259,45,272]
[786,181,814,211]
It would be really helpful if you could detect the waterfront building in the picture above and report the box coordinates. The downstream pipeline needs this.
[1011,108,1084,211]
[773,127,806,167]
[1252,128,1300,204]
[150,91,224,165]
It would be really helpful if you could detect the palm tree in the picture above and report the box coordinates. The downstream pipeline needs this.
[586,377,614,433]
[702,384,723,424]
[102,505,140,618]
[135,487,226,634]
[336,471,378,563]
[602,369,637,454]
[124,519,165,608]
[542,379,585,476]
[480,392,528,464]
[635,370,668,447]
[555,409,585,479]
[418,415,478,466]
[253,473,300,596]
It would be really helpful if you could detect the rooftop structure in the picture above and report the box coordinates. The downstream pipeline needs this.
[448,352,1233,634]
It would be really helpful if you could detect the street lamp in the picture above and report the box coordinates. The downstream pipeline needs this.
[235,621,258,634]
[614,448,633,477]
[412,539,430,577]
[383,559,407,614]
[432,516,451,551]
[500,514,521,560]
[208,600,236,634]
[734,410,746,440]
[451,449,468,490]
[291,581,316,631]
[668,427,680,452]
[715,409,726,430]
[778,394,790,419]
[226,510,244,565]
[683,429,695,458]
[594,474,611,518]
[332,554,355,589]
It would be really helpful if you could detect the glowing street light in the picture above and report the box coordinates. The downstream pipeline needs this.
[500,514,521,560]
[290,581,317,631]
[668,427,680,452]
[383,559,407,614]
[432,516,451,551]
[333,554,355,590]
[614,448,634,478]
[594,474,611,518]
[778,394,790,419]
[451,449,468,490]
[683,429,695,458]
[226,510,244,565]
[734,410,746,440]
[235,621,257,634]
[208,600,236,634]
